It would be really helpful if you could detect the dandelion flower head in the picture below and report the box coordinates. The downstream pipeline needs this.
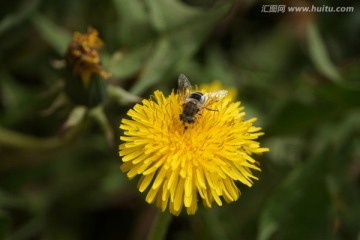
[119,78,269,216]
[65,27,110,85]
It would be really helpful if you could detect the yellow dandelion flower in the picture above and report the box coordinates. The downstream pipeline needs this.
[119,81,269,216]
[65,27,110,86]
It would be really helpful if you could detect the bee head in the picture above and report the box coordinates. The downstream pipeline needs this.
[179,113,195,124]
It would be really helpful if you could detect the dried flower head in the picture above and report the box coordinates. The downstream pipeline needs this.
[65,27,110,86]
[119,80,268,216]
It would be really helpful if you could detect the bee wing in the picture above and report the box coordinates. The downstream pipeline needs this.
[202,90,228,108]
[178,74,192,103]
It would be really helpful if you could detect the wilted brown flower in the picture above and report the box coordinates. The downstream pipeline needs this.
[66,27,110,86]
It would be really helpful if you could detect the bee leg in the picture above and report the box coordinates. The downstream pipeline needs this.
[205,107,218,112]
[182,125,188,133]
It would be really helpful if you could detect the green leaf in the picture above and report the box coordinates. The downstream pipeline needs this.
[109,43,152,79]
[31,13,71,55]
[265,80,360,136]
[129,2,232,95]
[259,111,360,240]
[107,85,141,104]
[62,106,87,131]
[147,0,202,32]
[113,0,155,46]
[340,59,360,89]
[0,189,26,208]
[233,25,295,87]
[258,150,332,240]
[265,100,334,136]
[0,71,40,126]
[307,23,342,83]
[0,0,40,35]
[129,38,174,95]
[204,46,236,86]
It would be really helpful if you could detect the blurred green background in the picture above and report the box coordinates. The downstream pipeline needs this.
[1,0,360,239]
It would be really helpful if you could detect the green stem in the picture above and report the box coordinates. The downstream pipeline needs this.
[0,125,80,151]
[147,210,172,240]
[90,106,114,145]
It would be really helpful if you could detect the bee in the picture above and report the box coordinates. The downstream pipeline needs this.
[178,74,228,124]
